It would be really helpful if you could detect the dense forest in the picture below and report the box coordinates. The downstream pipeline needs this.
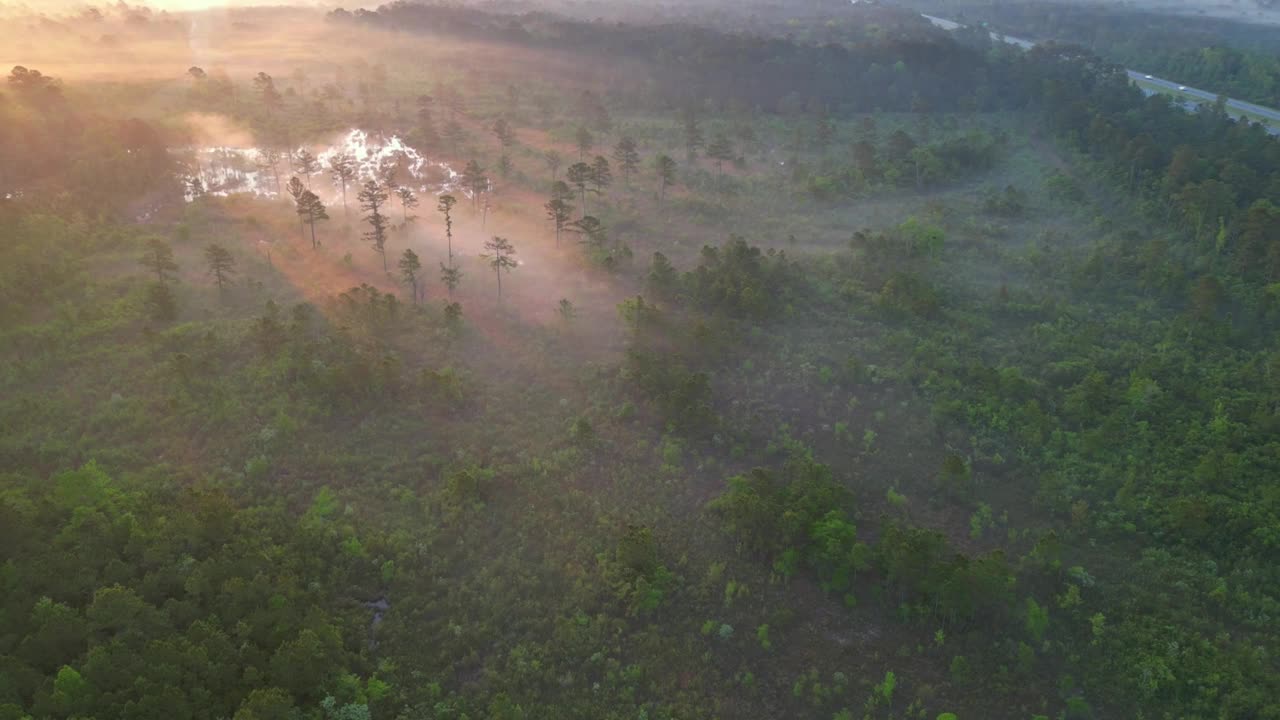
[1,1,1279,719]
[909,0,1280,107]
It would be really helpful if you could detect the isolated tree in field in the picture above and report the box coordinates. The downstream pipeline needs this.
[298,190,329,249]
[612,136,640,186]
[682,109,704,161]
[294,149,321,188]
[591,155,613,196]
[575,126,593,160]
[462,160,488,210]
[437,194,457,262]
[204,243,236,291]
[544,149,562,181]
[139,237,179,284]
[399,248,422,304]
[491,118,515,150]
[707,132,734,175]
[571,216,607,249]
[358,180,391,271]
[396,186,419,224]
[328,151,357,217]
[655,154,677,206]
[437,194,462,295]
[545,181,574,247]
[482,236,517,298]
[567,161,593,216]
[187,176,206,200]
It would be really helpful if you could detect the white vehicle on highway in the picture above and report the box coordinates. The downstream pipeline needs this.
[1179,85,1188,91]
[1144,74,1153,79]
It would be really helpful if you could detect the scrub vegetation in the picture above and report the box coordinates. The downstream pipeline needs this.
[1,2,1278,720]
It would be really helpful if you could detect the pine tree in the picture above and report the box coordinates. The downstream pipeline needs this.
[590,155,612,197]
[567,162,593,216]
[399,248,422,304]
[545,181,574,247]
[437,194,461,295]
[144,281,177,322]
[328,152,357,217]
[204,243,236,291]
[358,180,391,271]
[491,118,515,150]
[544,150,563,182]
[396,187,419,224]
[294,149,321,188]
[482,236,517,298]
[439,262,463,297]
[253,72,282,113]
[298,190,329,249]
[571,216,607,249]
[139,237,179,284]
[575,126,593,161]
[655,154,677,206]
[287,176,307,240]
[612,136,641,186]
[707,133,734,175]
[256,147,282,194]
[462,160,487,210]
[647,251,679,297]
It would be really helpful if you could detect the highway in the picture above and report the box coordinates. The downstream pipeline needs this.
[1126,70,1280,127]
[920,13,1280,134]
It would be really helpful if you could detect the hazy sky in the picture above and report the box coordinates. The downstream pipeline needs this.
[1,0,319,10]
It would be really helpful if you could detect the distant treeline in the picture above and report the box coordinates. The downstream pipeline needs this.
[912,0,1280,107]
[331,1,1017,114]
